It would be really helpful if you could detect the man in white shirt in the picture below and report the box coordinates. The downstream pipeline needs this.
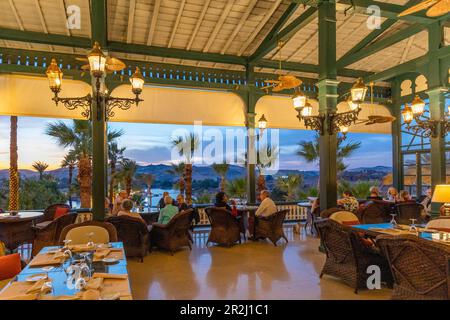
[255,190,277,217]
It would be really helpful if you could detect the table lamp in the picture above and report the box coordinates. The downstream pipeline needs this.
[431,185,450,216]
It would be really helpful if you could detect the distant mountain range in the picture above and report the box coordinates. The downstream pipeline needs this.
[0,164,392,188]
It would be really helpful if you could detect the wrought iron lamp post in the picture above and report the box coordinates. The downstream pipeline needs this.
[401,94,450,138]
[293,77,366,135]
[46,42,145,220]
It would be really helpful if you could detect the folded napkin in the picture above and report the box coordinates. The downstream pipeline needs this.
[93,249,111,260]
[81,289,101,300]
[85,277,104,290]
[0,293,38,300]
[68,244,96,252]
[26,279,50,294]
[92,273,128,280]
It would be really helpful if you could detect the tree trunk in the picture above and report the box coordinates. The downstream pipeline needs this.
[185,164,193,204]
[109,161,116,204]
[9,116,19,211]
[147,184,152,211]
[179,176,185,196]
[68,166,73,208]
[126,177,132,196]
[78,155,92,209]
[220,175,226,192]
[256,174,266,202]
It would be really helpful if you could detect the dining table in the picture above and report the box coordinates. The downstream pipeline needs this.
[0,211,44,252]
[0,242,133,300]
[236,205,258,237]
[350,222,450,245]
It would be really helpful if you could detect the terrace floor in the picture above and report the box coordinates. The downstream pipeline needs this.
[127,225,392,300]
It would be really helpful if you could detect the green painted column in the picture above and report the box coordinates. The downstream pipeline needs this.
[427,22,447,217]
[317,0,338,212]
[390,78,404,191]
[245,65,257,204]
[90,0,108,220]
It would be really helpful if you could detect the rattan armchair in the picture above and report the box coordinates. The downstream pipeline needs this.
[394,202,425,224]
[254,210,289,246]
[37,203,71,223]
[377,234,450,300]
[32,213,77,256]
[58,220,118,245]
[316,219,393,293]
[150,209,193,255]
[106,216,149,262]
[205,207,243,247]
[358,201,391,224]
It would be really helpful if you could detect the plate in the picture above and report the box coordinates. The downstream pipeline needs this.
[102,258,119,264]
[26,274,47,282]
[97,243,112,249]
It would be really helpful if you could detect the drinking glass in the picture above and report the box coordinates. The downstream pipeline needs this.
[86,232,95,247]
[409,218,418,233]
[389,214,398,226]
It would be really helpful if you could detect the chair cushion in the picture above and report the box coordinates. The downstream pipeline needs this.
[341,220,360,226]
[0,253,21,281]
[54,207,70,220]
[65,226,110,244]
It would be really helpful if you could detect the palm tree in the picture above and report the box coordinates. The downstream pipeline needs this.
[297,133,361,175]
[137,173,155,210]
[256,144,279,198]
[226,178,247,199]
[61,152,77,208]
[166,162,186,195]
[9,116,19,211]
[32,161,49,180]
[108,142,126,204]
[171,133,199,204]
[118,159,138,196]
[212,162,230,192]
[277,174,303,201]
[46,120,123,208]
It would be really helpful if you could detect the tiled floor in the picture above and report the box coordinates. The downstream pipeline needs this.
[127,226,392,300]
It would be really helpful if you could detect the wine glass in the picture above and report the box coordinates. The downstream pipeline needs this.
[409,218,418,233]
[63,239,72,249]
[390,214,398,226]
[41,266,54,280]
[86,232,95,247]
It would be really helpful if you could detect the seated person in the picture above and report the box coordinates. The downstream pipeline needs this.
[397,190,413,203]
[158,191,170,210]
[214,192,232,211]
[112,190,128,216]
[157,196,179,225]
[176,194,188,212]
[117,199,146,223]
[367,186,382,201]
[420,188,432,217]
[230,199,239,217]
[386,187,399,202]
[255,190,277,217]
[337,190,359,213]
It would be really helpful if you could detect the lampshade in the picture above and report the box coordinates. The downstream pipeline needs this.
[350,77,367,103]
[292,91,307,109]
[258,114,267,129]
[347,96,359,111]
[88,42,107,76]
[401,105,414,124]
[130,67,145,94]
[431,185,450,203]
[46,59,63,92]
[340,126,349,134]
[301,103,313,117]
[410,95,425,116]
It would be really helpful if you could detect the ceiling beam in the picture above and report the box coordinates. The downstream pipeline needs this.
[337,23,427,68]
[7,0,32,49]
[0,28,91,48]
[186,0,211,50]
[147,0,161,46]
[126,0,136,44]
[335,0,435,24]
[249,7,317,64]
[168,0,186,48]
[90,0,107,47]
[203,0,235,52]
[33,0,54,52]
[237,0,283,56]
[221,0,258,54]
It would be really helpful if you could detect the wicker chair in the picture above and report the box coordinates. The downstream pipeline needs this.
[394,202,425,224]
[316,219,393,293]
[426,217,450,232]
[358,201,391,224]
[58,221,118,245]
[150,209,193,255]
[106,216,149,262]
[205,207,243,247]
[32,213,77,256]
[320,207,342,219]
[37,204,71,223]
[377,234,450,300]
[254,210,289,246]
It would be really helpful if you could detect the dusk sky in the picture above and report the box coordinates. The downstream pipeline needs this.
[0,116,392,171]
